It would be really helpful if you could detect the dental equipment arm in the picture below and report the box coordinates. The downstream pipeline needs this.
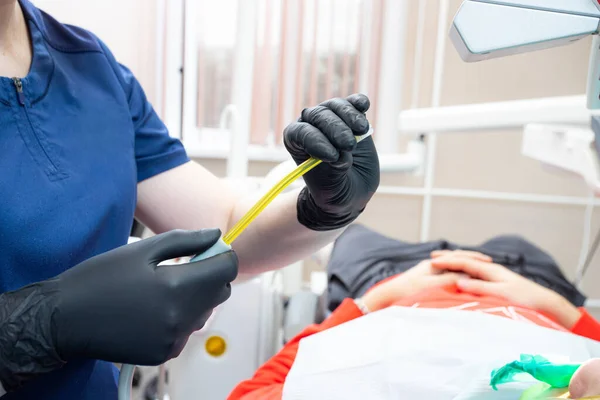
[136,94,380,276]
[450,0,600,108]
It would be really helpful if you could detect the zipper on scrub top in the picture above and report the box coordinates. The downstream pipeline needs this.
[12,78,25,106]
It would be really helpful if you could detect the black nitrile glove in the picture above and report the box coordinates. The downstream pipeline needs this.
[0,229,237,392]
[284,94,380,231]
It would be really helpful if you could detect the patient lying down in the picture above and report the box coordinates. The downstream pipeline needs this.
[228,228,600,400]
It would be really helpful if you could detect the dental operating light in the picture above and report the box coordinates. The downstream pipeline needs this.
[450,0,600,109]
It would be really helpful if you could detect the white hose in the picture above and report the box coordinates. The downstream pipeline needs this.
[118,364,135,400]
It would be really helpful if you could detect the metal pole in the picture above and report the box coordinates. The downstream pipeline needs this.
[419,0,450,242]
[227,0,259,179]
[374,0,409,152]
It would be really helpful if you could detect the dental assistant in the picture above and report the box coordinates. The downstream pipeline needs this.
[0,1,380,399]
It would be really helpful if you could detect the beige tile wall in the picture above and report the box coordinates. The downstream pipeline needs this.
[35,0,159,101]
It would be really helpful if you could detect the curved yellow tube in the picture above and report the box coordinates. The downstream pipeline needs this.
[222,128,373,245]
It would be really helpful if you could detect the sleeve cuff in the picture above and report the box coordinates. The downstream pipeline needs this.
[571,307,600,342]
[320,298,365,330]
[136,148,190,182]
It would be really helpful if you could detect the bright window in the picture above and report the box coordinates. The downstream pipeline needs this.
[161,0,400,159]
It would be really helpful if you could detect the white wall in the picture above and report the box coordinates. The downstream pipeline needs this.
[33,0,159,103]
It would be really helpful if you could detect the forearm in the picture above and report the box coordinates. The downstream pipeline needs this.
[136,162,345,275]
[230,188,343,275]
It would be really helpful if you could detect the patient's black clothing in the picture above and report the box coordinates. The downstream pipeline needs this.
[326,224,586,312]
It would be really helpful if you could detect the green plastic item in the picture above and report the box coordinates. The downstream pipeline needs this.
[490,354,581,391]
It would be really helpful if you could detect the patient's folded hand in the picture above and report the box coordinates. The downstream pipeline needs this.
[361,260,465,312]
[430,249,492,263]
[431,252,581,329]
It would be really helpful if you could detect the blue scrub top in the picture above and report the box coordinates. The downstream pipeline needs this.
[0,1,190,398]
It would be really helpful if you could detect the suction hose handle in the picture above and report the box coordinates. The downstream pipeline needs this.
[190,238,231,262]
